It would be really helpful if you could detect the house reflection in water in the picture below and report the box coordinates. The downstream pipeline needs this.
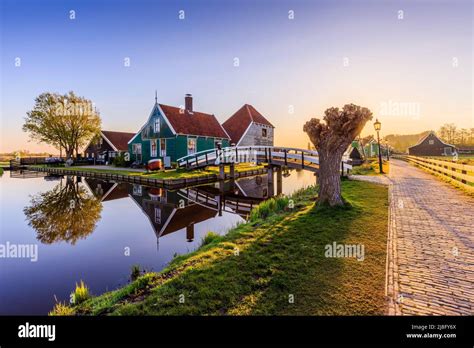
[84,173,276,248]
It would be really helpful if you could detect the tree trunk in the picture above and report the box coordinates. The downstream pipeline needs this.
[317,150,344,207]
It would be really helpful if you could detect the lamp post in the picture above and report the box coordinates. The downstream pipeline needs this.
[373,119,384,174]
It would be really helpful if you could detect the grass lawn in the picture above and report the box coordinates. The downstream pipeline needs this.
[54,180,389,316]
[30,163,263,180]
[351,159,389,176]
[0,168,3,176]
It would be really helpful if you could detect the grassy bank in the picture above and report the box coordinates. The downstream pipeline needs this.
[30,163,263,180]
[351,159,389,175]
[0,167,3,176]
[52,180,389,316]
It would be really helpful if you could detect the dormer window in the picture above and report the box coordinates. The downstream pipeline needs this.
[429,140,434,145]
[154,118,160,133]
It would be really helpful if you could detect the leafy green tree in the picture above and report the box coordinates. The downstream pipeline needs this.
[23,92,101,159]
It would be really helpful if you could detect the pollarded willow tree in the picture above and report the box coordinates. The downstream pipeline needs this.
[303,104,373,207]
[23,91,101,159]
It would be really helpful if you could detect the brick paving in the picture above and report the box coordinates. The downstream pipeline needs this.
[385,159,474,315]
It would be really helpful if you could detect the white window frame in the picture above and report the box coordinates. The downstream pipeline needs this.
[428,140,434,145]
[154,207,162,224]
[154,118,160,133]
[133,184,142,196]
[187,137,197,155]
[160,139,166,157]
[262,128,267,138]
[150,139,158,157]
[132,143,142,155]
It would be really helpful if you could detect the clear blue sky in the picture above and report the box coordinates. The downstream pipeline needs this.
[1,0,472,152]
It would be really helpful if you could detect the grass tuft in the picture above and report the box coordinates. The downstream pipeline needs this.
[249,196,289,222]
[201,232,222,246]
[72,280,91,304]
[49,302,75,316]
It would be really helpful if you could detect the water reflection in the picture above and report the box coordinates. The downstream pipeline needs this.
[23,172,278,248]
[85,174,274,246]
[23,176,102,245]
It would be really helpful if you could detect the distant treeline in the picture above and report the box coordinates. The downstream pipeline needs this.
[384,131,431,153]
[384,124,474,153]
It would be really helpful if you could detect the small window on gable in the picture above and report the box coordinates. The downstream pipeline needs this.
[428,140,434,145]
[262,128,267,137]
[154,118,160,133]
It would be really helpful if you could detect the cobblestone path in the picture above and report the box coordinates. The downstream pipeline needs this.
[385,159,474,315]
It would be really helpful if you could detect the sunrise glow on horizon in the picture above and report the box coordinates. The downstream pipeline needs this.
[1,0,472,153]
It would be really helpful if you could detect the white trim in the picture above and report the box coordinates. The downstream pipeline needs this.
[213,114,231,140]
[158,208,177,237]
[101,183,118,201]
[127,103,177,145]
[100,131,119,151]
[236,122,254,146]
[156,103,177,135]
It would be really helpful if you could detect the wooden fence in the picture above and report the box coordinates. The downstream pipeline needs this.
[403,155,474,193]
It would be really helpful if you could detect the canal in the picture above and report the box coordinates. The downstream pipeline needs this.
[0,168,316,314]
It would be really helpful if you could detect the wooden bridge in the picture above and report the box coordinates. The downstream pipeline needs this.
[177,186,265,218]
[177,146,352,173]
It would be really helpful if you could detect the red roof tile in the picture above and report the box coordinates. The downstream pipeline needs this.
[222,104,274,145]
[159,104,229,139]
[102,131,136,151]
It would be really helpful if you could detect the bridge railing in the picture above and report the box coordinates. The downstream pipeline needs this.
[176,146,351,171]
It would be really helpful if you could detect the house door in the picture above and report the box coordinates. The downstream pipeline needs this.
[444,147,453,156]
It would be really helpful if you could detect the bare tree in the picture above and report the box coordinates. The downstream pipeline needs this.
[303,104,373,207]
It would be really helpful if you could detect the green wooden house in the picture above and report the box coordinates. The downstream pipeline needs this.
[128,94,230,165]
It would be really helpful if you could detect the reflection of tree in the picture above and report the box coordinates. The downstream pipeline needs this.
[24,176,102,244]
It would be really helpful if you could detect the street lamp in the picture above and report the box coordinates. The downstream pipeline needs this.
[373,119,384,174]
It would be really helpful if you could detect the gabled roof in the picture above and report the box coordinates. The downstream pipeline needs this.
[101,130,136,151]
[408,131,456,149]
[158,104,229,139]
[222,104,274,145]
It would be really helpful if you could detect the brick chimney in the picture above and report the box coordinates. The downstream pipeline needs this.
[185,94,193,114]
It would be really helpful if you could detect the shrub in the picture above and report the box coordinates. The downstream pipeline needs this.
[112,153,130,167]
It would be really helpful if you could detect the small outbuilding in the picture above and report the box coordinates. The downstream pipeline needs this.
[84,130,135,163]
[408,132,456,156]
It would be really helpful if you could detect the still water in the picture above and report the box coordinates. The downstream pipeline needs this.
[0,169,315,315]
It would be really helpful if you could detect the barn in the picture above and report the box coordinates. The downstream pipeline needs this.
[408,132,456,156]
